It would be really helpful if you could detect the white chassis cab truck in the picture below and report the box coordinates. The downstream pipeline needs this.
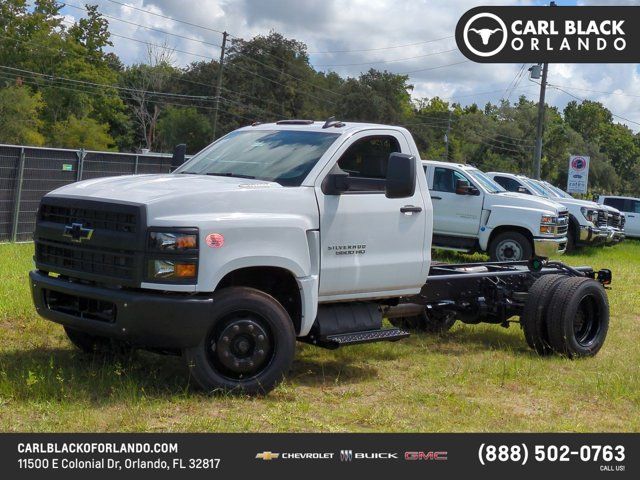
[423,161,569,261]
[30,120,612,394]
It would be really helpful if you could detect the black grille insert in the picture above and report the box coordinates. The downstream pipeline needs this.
[40,203,137,233]
[36,240,135,280]
[44,289,116,323]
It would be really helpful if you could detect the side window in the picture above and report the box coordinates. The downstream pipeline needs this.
[495,176,525,193]
[432,167,469,193]
[626,200,640,214]
[336,135,400,191]
[604,197,626,211]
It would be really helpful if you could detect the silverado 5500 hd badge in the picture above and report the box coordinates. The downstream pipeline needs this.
[327,244,366,255]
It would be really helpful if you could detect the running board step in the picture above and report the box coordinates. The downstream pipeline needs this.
[309,328,410,349]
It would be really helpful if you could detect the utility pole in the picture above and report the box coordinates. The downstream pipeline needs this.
[444,111,452,161]
[212,31,228,140]
[532,62,548,180]
[532,1,556,179]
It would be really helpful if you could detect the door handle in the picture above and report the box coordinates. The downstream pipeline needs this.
[401,205,423,214]
[628,214,636,218]
[430,196,441,200]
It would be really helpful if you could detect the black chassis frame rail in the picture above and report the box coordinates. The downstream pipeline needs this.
[406,260,610,327]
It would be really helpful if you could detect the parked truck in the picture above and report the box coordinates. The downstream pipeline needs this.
[487,172,609,250]
[424,162,569,261]
[30,120,612,394]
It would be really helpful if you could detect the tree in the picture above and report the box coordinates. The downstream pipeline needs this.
[0,85,45,145]
[49,115,115,150]
[157,107,213,154]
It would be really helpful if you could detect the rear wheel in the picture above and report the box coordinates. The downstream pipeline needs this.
[183,287,295,395]
[489,231,533,262]
[520,274,565,355]
[388,310,456,333]
[545,277,609,358]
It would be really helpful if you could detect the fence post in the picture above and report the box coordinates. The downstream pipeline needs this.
[134,154,139,174]
[76,148,86,181]
[11,147,26,242]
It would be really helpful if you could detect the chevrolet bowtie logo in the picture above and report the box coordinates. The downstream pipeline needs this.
[255,451,279,461]
[63,222,94,243]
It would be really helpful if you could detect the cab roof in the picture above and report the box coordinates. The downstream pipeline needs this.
[421,159,478,170]
[238,120,410,136]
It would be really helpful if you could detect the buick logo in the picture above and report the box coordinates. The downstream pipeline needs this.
[63,222,94,243]
[462,12,508,57]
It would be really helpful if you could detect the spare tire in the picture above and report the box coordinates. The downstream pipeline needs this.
[520,274,566,355]
[545,277,609,358]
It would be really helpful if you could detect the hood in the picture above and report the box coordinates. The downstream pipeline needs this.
[491,191,565,214]
[546,196,600,210]
[45,174,319,226]
[48,174,281,204]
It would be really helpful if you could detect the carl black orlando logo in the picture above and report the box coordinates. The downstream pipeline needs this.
[462,12,508,58]
[456,6,640,63]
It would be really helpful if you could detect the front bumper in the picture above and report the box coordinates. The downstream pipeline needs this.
[533,236,567,258]
[30,270,214,350]
[605,228,625,245]
[579,225,608,245]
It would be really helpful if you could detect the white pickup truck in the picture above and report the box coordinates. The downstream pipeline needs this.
[30,120,612,394]
[487,172,609,250]
[424,162,569,261]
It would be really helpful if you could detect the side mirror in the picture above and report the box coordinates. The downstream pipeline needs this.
[170,144,187,172]
[386,153,416,199]
[517,185,530,194]
[455,179,471,195]
[322,171,350,195]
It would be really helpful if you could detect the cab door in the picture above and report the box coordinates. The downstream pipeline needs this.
[623,199,640,237]
[428,166,483,236]
[315,131,427,298]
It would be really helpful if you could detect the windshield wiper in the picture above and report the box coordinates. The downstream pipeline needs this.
[205,172,256,179]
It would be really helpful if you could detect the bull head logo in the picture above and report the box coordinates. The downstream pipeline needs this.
[468,28,502,45]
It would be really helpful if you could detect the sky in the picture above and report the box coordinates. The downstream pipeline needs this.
[58,0,640,130]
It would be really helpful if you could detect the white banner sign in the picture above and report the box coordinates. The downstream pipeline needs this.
[567,155,590,194]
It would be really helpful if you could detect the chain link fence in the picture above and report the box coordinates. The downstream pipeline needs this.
[0,144,186,242]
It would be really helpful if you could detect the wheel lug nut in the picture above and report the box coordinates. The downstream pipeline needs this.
[223,336,229,343]
[234,361,240,367]
[249,361,254,367]
[233,325,240,332]
[258,334,264,341]
[248,324,254,331]
[257,349,264,356]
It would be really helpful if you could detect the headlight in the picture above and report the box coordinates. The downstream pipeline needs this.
[540,215,556,235]
[148,229,198,251]
[146,228,199,283]
[148,259,197,280]
[581,207,598,224]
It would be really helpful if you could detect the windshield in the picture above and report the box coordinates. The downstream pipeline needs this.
[543,181,573,199]
[176,129,341,186]
[522,178,551,197]
[467,168,505,193]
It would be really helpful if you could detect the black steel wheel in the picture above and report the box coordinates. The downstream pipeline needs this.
[184,287,295,395]
[545,277,609,357]
[489,231,533,262]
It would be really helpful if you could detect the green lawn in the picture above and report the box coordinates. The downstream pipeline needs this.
[0,241,638,432]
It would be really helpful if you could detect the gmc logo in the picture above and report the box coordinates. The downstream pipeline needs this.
[404,451,448,461]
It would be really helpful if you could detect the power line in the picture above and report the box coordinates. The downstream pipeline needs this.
[105,0,226,35]
[308,36,455,54]
[549,84,640,127]
[314,48,458,68]
[399,60,470,75]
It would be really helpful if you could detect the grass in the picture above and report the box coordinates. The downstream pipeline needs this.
[0,241,638,432]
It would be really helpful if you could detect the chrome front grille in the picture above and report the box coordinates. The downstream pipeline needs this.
[556,211,569,236]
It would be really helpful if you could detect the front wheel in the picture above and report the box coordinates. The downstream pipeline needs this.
[183,287,296,395]
[489,231,533,262]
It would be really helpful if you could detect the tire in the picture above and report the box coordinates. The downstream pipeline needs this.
[545,277,609,358]
[520,274,566,355]
[64,326,132,355]
[566,226,576,252]
[388,310,456,333]
[489,231,533,262]
[183,287,296,395]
